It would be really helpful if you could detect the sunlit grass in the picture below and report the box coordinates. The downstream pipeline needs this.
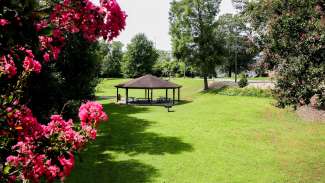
[67,78,325,183]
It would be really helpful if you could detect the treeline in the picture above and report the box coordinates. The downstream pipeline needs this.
[95,33,200,79]
[96,16,257,81]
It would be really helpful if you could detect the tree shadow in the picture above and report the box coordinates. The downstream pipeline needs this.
[68,155,158,183]
[174,100,192,106]
[102,103,193,155]
[67,103,193,183]
[200,87,227,95]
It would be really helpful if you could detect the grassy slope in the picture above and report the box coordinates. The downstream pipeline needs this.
[67,79,325,183]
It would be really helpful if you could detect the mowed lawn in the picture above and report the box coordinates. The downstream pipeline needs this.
[67,78,325,183]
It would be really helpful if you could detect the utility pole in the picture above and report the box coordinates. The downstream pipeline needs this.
[184,63,186,79]
[231,0,246,83]
[235,37,238,83]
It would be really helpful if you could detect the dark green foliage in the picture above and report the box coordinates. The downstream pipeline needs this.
[153,50,182,77]
[26,34,101,121]
[245,0,325,108]
[238,74,248,88]
[216,14,258,77]
[122,33,158,78]
[169,0,224,90]
[99,41,124,78]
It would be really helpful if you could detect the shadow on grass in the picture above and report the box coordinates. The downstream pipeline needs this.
[67,103,193,183]
[200,87,227,95]
[95,96,116,101]
[103,103,193,155]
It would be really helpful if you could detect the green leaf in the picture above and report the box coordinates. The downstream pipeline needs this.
[3,165,11,175]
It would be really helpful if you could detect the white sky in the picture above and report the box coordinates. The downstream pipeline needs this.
[92,0,236,51]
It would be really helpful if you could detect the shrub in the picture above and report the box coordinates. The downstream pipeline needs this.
[238,74,248,88]
[213,87,272,98]
[27,35,101,122]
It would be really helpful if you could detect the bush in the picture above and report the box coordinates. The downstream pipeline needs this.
[238,74,248,88]
[213,87,272,98]
[26,35,101,122]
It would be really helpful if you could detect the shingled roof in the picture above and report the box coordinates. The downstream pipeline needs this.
[115,74,182,89]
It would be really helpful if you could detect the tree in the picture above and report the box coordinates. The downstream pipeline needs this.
[216,14,257,78]
[169,0,224,90]
[122,33,158,78]
[153,50,177,77]
[232,0,248,12]
[245,0,325,108]
[100,41,124,77]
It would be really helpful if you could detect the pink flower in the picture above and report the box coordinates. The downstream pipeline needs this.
[51,46,61,60]
[47,165,59,179]
[1,55,17,78]
[0,19,9,26]
[52,29,61,38]
[6,107,13,112]
[6,156,20,167]
[43,53,50,62]
[35,20,48,31]
[23,56,42,73]
[33,61,42,73]
[58,153,75,177]
[79,101,108,126]
[4,62,17,78]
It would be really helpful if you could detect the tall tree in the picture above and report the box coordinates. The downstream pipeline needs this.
[122,33,158,78]
[100,41,124,77]
[216,14,257,78]
[232,0,248,12]
[169,0,224,90]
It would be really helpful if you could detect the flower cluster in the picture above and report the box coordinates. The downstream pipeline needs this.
[0,0,126,78]
[34,0,127,62]
[79,101,108,127]
[20,48,42,74]
[0,55,16,78]
[0,47,42,79]
[0,18,9,26]
[3,101,108,182]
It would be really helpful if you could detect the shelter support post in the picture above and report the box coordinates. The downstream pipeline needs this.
[145,89,147,99]
[126,88,129,105]
[116,88,119,102]
[178,88,180,102]
[173,88,175,104]
[151,89,153,103]
[165,89,168,101]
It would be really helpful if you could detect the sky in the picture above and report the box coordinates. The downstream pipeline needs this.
[92,0,237,51]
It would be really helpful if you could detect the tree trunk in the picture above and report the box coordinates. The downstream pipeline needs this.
[228,67,232,78]
[203,75,209,90]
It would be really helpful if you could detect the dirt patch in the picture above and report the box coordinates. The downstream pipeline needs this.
[247,82,275,89]
[296,105,325,122]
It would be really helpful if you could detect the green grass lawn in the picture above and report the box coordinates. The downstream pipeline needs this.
[67,78,325,183]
